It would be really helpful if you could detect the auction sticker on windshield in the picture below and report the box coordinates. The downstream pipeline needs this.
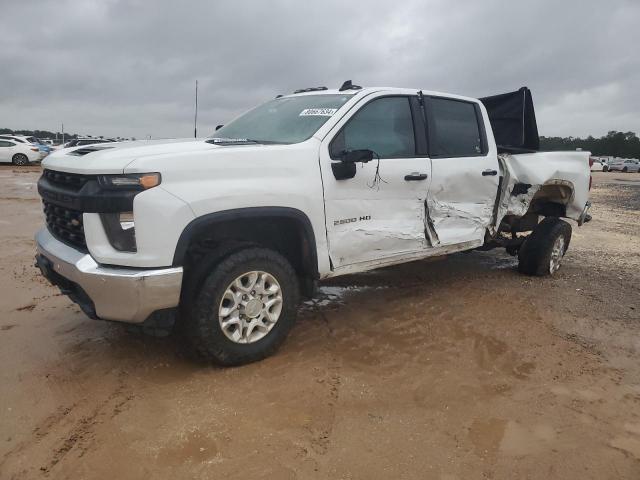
[299,108,337,116]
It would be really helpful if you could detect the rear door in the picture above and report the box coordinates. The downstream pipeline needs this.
[319,94,431,269]
[425,96,500,245]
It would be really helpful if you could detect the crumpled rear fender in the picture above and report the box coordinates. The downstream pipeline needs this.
[493,151,590,233]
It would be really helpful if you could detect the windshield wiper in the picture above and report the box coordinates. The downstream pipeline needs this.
[207,138,258,144]
[206,138,288,145]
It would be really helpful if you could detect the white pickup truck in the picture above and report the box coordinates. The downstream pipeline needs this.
[35,83,591,365]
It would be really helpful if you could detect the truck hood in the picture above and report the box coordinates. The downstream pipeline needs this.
[42,139,220,174]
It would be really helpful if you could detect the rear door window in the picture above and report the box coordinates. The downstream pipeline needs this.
[426,97,485,158]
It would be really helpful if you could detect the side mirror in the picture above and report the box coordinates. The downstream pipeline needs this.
[215,124,224,131]
[342,149,374,163]
[331,161,356,180]
[330,149,375,180]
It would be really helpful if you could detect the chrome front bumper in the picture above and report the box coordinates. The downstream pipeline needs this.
[35,228,183,323]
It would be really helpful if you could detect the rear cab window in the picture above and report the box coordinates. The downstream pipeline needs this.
[426,97,487,158]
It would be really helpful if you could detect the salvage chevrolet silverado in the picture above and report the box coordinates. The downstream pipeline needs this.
[35,83,591,365]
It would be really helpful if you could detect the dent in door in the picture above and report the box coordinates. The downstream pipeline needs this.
[427,180,497,244]
[328,199,426,267]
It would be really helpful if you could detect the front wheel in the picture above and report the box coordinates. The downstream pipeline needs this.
[623,167,628,172]
[518,217,572,276]
[12,153,29,166]
[182,247,299,366]
[602,166,609,172]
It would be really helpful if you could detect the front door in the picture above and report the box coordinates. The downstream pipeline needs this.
[319,94,431,269]
[424,96,500,245]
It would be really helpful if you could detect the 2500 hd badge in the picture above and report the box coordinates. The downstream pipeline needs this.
[334,215,371,226]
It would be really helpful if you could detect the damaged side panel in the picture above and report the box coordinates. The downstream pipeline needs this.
[326,197,427,268]
[319,150,432,270]
[427,156,501,246]
[494,151,590,232]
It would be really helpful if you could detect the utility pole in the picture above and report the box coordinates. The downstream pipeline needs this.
[194,80,198,138]
[62,122,65,144]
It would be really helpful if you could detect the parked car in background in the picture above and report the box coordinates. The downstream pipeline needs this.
[33,138,52,156]
[60,138,116,148]
[608,158,640,173]
[0,134,51,154]
[592,156,613,171]
[0,134,38,145]
[0,139,43,165]
[590,157,604,172]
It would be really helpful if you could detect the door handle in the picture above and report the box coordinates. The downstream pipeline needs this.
[482,169,498,176]
[404,172,428,181]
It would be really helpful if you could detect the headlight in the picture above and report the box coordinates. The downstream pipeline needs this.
[98,173,161,190]
[100,211,137,252]
[96,173,160,252]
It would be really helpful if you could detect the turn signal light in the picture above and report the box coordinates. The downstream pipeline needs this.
[98,173,161,190]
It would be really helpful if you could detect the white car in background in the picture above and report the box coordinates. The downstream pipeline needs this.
[608,158,640,173]
[0,139,43,165]
[590,157,604,172]
[0,134,41,144]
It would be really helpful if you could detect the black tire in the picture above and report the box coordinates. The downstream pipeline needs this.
[518,217,572,276]
[623,167,628,173]
[182,247,299,366]
[12,153,29,166]
[602,166,608,172]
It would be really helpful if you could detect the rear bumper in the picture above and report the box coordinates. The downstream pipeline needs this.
[35,228,183,323]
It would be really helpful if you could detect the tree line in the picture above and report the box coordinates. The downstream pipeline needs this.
[540,131,640,158]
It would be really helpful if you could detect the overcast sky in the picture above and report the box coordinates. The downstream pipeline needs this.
[1,0,638,139]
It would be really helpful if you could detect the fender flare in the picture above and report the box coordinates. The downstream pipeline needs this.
[171,206,319,277]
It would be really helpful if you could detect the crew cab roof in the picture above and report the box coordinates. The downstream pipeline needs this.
[280,87,481,104]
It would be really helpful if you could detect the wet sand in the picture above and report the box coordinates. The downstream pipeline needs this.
[0,167,639,479]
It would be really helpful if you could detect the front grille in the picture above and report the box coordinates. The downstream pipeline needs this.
[42,169,93,192]
[43,201,87,250]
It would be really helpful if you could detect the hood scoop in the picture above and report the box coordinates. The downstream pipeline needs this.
[68,146,115,156]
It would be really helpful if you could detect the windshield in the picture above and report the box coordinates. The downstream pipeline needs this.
[209,94,354,144]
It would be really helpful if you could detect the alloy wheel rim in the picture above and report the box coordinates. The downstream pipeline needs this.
[218,271,283,344]
[549,236,565,274]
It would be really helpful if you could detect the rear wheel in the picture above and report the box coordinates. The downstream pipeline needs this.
[518,217,572,276]
[623,167,628,172]
[602,165,609,172]
[182,247,299,366]
[12,154,29,166]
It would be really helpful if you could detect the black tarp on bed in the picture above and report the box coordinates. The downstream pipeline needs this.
[479,87,539,153]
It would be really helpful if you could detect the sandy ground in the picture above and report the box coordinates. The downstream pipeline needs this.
[0,167,639,479]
